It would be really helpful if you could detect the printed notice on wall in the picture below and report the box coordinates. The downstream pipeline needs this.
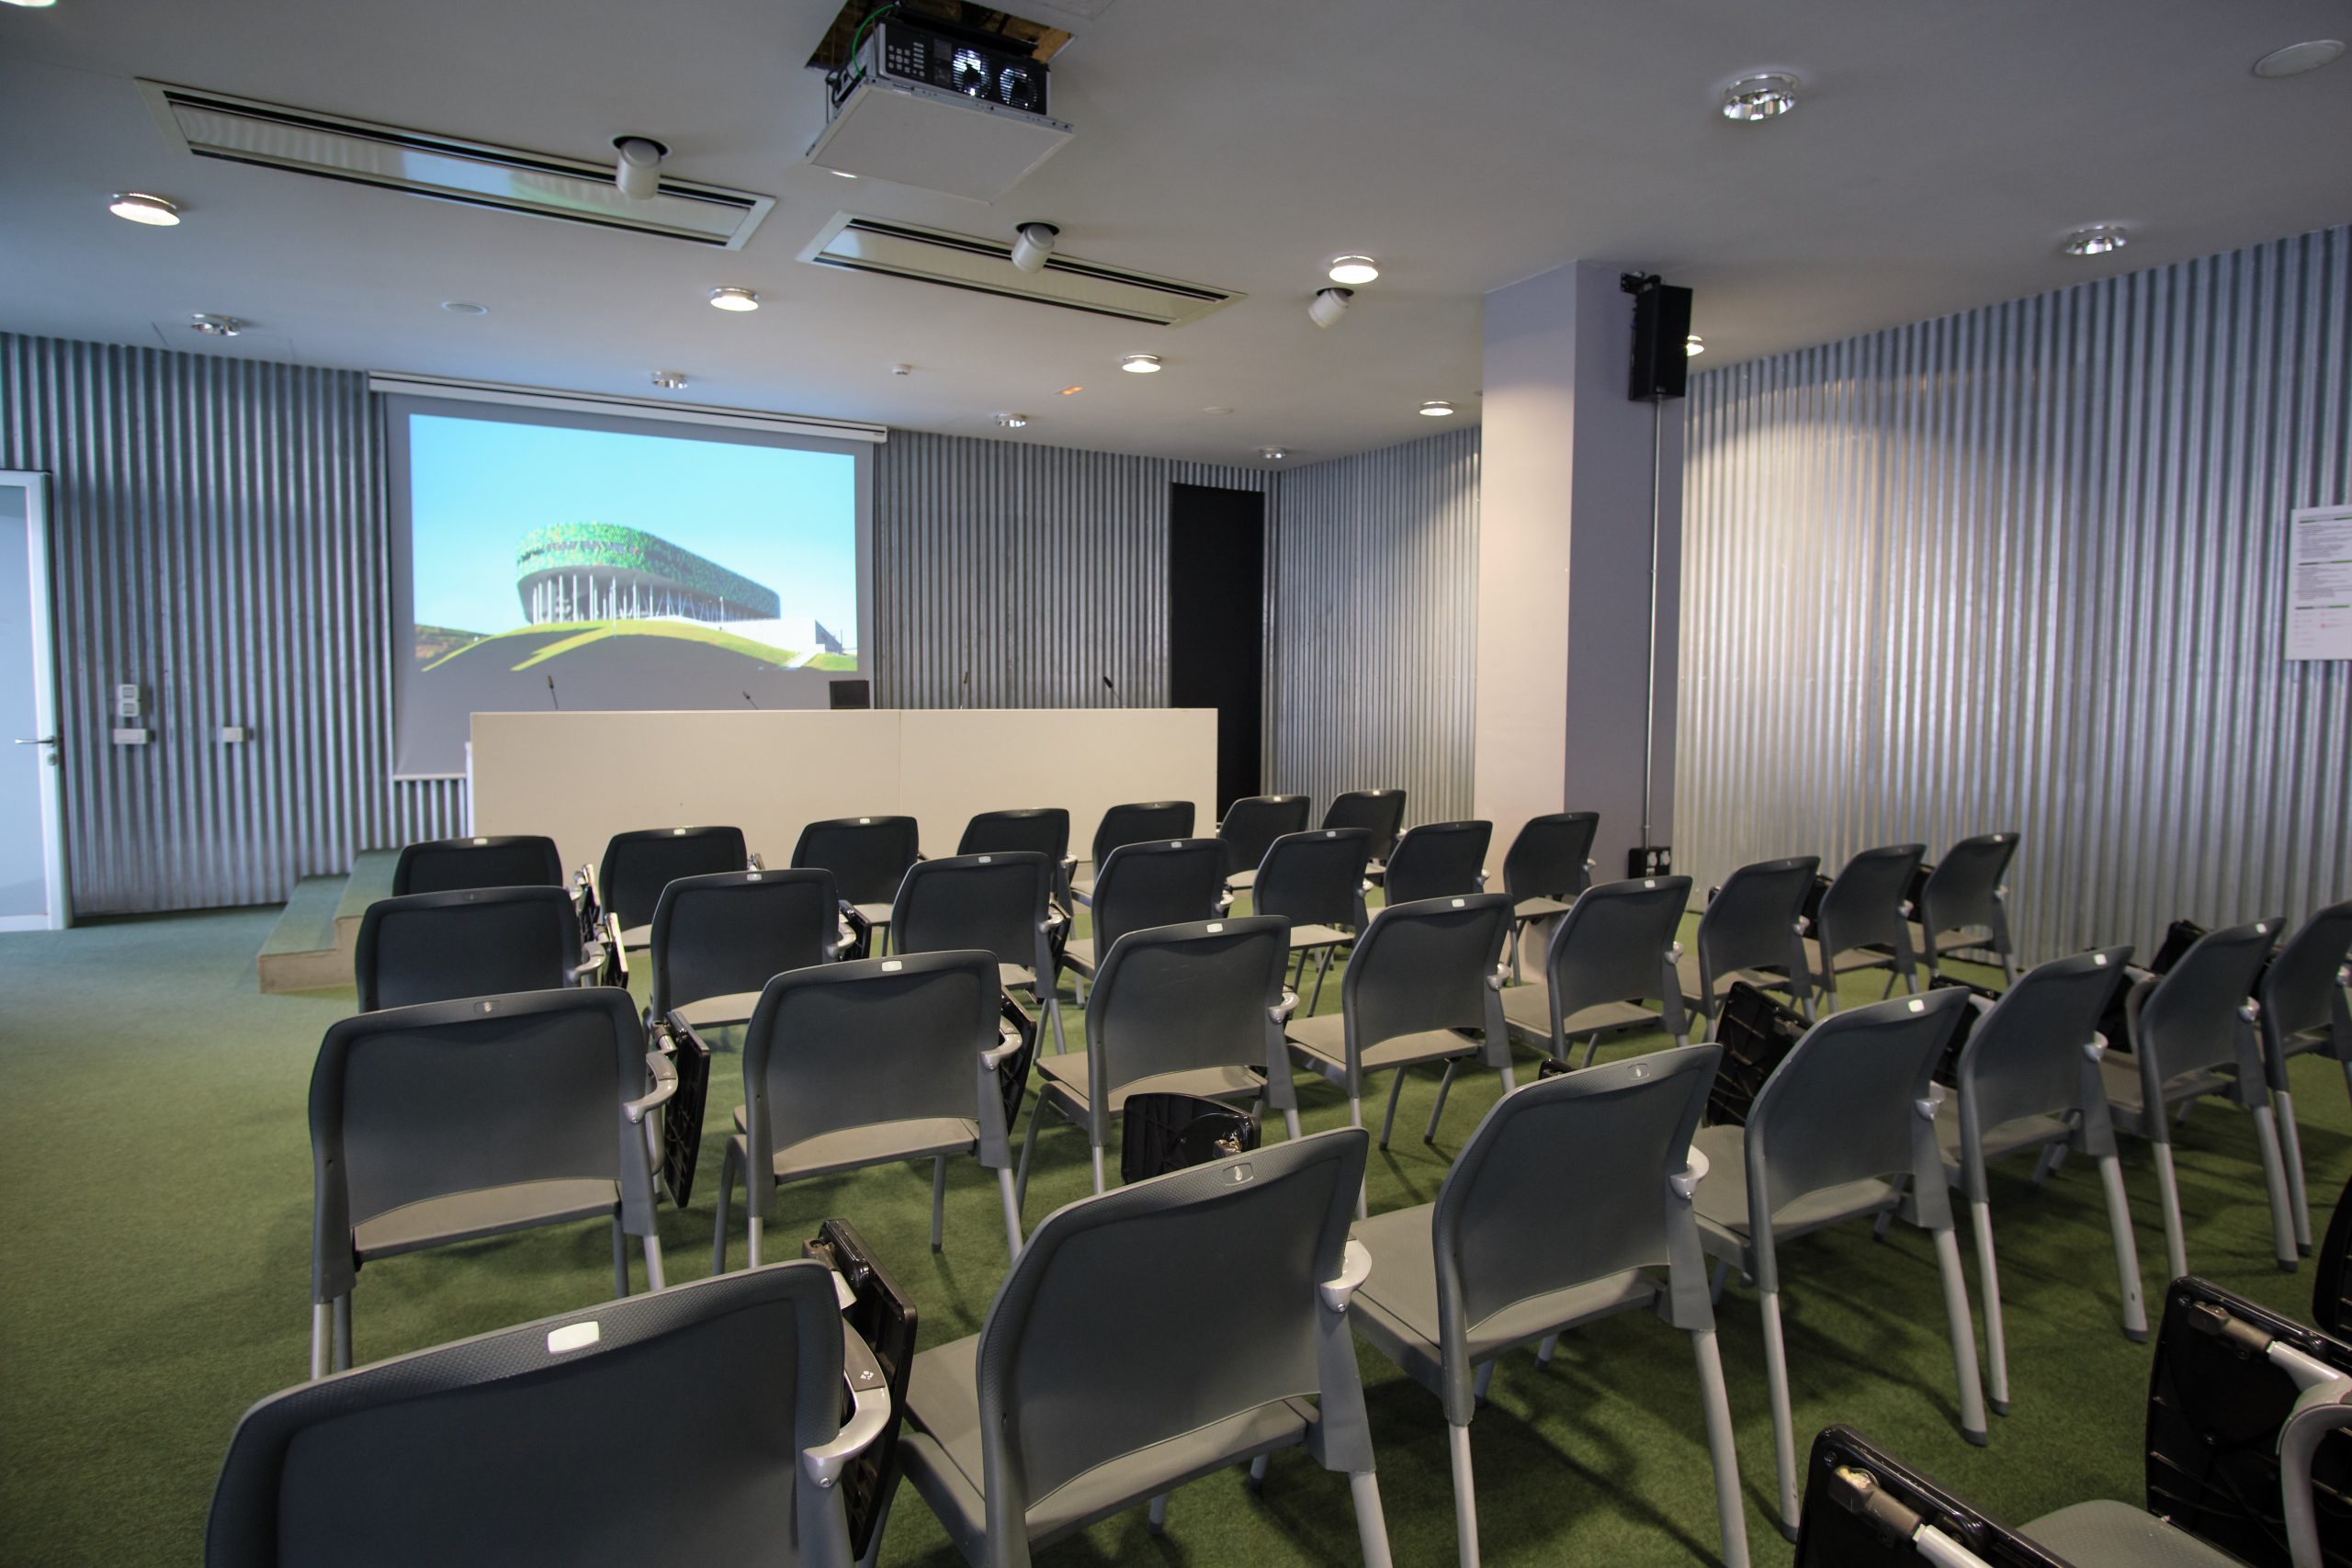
[2288,504,2352,661]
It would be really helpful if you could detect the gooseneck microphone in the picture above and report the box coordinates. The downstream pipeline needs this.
[546,675,560,711]
[741,690,760,708]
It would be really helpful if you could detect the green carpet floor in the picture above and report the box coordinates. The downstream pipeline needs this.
[0,907,2341,1566]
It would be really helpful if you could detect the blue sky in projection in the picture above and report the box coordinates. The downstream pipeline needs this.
[409,413,857,646]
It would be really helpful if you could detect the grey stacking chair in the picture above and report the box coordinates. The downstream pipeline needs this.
[1348,1044,1750,1568]
[649,868,843,1033]
[1500,811,1599,980]
[1253,827,1374,1011]
[1056,838,1227,1001]
[1021,917,1300,1203]
[1679,856,1819,1033]
[2259,899,2352,1257]
[793,815,922,951]
[1324,788,1408,867]
[1381,819,1492,907]
[712,951,1023,1267]
[892,1128,1396,1568]
[1287,895,1518,1195]
[391,833,564,896]
[1217,794,1310,893]
[1805,843,1925,1009]
[1070,800,1195,906]
[214,1263,876,1568]
[1690,987,1985,1539]
[1938,947,2143,1417]
[1498,875,1690,1067]
[598,826,749,950]
[1911,831,2022,984]
[354,886,591,1012]
[957,808,1073,907]
[890,851,1066,1053]
[308,987,674,1379]
[2108,916,2298,1279]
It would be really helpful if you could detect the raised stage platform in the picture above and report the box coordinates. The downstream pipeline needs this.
[255,849,396,993]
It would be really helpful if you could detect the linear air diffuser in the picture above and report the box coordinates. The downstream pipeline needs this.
[797,214,1241,326]
[138,81,775,249]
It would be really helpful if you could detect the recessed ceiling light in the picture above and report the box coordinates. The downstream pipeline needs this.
[108,192,181,226]
[1721,73,1799,121]
[1202,406,1234,415]
[1419,400,1454,417]
[650,370,688,389]
[4,0,61,9]
[2253,39,2345,77]
[1327,254,1380,286]
[2062,225,2129,257]
[1685,333,1705,356]
[1058,385,1083,395]
[1260,446,1289,461]
[1120,353,1162,373]
[708,286,761,311]
[189,313,244,337]
[440,300,488,316]
[995,412,1030,428]
[831,169,859,178]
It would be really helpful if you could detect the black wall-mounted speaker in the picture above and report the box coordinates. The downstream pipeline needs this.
[828,679,872,710]
[1628,280,1694,401]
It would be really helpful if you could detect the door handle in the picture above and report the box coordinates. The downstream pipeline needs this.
[12,737,58,746]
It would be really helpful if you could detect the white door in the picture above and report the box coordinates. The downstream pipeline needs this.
[0,472,67,931]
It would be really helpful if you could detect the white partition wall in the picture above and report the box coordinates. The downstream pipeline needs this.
[469,707,1216,874]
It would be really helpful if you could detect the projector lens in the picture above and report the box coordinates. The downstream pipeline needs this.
[953,49,989,96]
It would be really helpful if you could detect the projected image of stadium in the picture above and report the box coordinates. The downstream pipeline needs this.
[392,404,866,775]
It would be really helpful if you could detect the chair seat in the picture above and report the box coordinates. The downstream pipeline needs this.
[854,901,893,931]
[617,923,653,952]
[1349,1202,1661,1395]
[1070,878,1095,906]
[2278,1024,2339,1063]
[1801,938,1901,976]
[2099,1054,2231,1134]
[2022,1500,2240,1568]
[352,1178,619,1261]
[1934,1099,2074,1179]
[1060,937,1096,976]
[1285,1013,1479,1080]
[727,1117,979,1183]
[1033,1055,1264,1122]
[670,992,763,1031]
[1512,897,1573,923]
[1498,983,1658,1047]
[1226,868,1258,893]
[901,1334,1317,1559]
[1689,1123,1898,1259]
[1287,923,1352,952]
[1674,952,1799,1014]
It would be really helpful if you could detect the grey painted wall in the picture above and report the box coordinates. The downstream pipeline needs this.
[1679,223,2351,964]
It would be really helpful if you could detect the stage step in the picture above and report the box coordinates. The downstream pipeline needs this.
[332,850,401,948]
[256,875,350,994]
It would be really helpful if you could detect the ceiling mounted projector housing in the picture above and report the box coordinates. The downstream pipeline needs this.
[807,14,1074,200]
[798,214,1240,326]
[138,80,775,248]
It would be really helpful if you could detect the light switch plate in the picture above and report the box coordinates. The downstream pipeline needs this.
[220,726,254,744]
[111,727,153,746]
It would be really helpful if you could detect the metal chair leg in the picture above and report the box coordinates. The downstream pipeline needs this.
[1283,1107,1302,1141]
[641,1233,666,1292]
[1015,1097,1049,1215]
[2251,1102,2300,1271]
[1048,995,1068,1055]
[1874,1176,1908,1241]
[1758,1287,1800,1540]
[1580,1032,1600,1068]
[1309,946,1335,1014]
[1710,1258,1732,1303]
[2097,1154,2148,1341]
[997,1168,1023,1260]
[1350,1471,1396,1568]
[748,1213,764,1269]
[1932,1223,1989,1444]
[1426,1060,1461,1143]
[1090,1142,1107,1195]
[1969,1199,2009,1415]
[711,1142,739,1274]
[1474,1359,1495,1402]
[310,1303,329,1381]
[931,1155,948,1251]
[1448,1422,1480,1568]
[612,1218,629,1298]
[1691,1327,1752,1568]
[1247,1453,1271,1492]
[1378,1068,1406,1150]
[1147,1494,1168,1533]
[1536,1333,1558,1365]
[332,1293,352,1373]
[2153,1141,2189,1282]
[2277,1089,2314,1253]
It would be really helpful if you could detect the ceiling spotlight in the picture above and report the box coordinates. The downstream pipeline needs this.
[1202,406,1234,415]
[995,412,1031,429]
[1721,73,1799,121]
[708,286,761,311]
[108,192,181,226]
[2254,39,2345,77]
[2062,225,2129,257]
[440,300,488,316]
[1010,221,1059,274]
[1120,353,1162,374]
[888,362,911,376]
[1685,333,1706,356]
[1419,400,1454,417]
[1260,446,1289,461]
[3,0,62,8]
[1308,287,1352,328]
[613,136,668,201]
[650,370,689,389]
[1058,385,1083,395]
[831,169,859,179]
[189,313,244,337]
[1327,254,1380,286]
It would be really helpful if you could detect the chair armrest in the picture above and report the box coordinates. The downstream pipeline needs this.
[1318,1237,1373,1313]
[1486,963,1510,992]
[622,1051,678,1126]
[605,912,628,977]
[981,1024,1024,1071]
[1670,1145,1711,1200]
[746,852,763,872]
[1270,988,1300,1026]
[802,1334,892,1490]
[569,950,605,984]
[1965,992,1996,1017]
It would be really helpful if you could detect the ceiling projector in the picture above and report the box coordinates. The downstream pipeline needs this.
[808,13,1074,201]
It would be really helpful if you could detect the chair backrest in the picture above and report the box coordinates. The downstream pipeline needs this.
[1343,893,1514,1050]
[1253,829,1372,931]
[309,987,651,1304]
[1502,811,1599,903]
[1080,918,1291,1136]
[1543,876,1691,1029]
[1747,988,1970,1223]
[1090,839,1227,956]
[391,835,565,897]
[742,952,1002,1159]
[1695,856,1818,981]
[1918,832,2019,935]
[1321,790,1407,862]
[1090,801,1195,870]
[599,827,748,934]
[1216,795,1311,877]
[2260,899,2352,1043]
[889,852,1053,976]
[207,1262,855,1568]
[649,869,838,1021]
[2137,917,2282,1078]
[791,816,921,908]
[1382,819,1493,907]
[957,808,1070,866]
[1817,843,1926,956]
[354,886,579,1012]
[972,1128,1371,1553]
[1957,947,2134,1141]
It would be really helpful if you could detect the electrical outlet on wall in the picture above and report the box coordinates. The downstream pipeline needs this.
[115,683,141,721]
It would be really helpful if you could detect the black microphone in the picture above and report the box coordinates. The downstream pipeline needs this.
[546,674,560,711]
[741,690,759,708]
[1101,674,1114,692]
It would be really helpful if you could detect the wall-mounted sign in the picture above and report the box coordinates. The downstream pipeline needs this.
[2287,503,2352,661]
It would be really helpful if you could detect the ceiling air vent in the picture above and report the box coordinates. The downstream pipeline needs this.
[137,81,775,249]
[797,214,1241,326]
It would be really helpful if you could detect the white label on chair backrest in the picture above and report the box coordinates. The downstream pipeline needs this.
[1227,1162,1254,1186]
[1206,921,1223,932]
[472,837,488,846]
[860,817,873,824]
[1170,840,1182,848]
[479,1000,497,1014]
[547,1321,600,1354]
[673,828,687,835]
[1451,897,1465,908]
[978,855,992,863]
[1644,879,1656,889]
[746,872,762,881]
[2256,922,2268,936]
[1907,998,1926,1012]
[882,960,903,972]
[2094,953,2109,965]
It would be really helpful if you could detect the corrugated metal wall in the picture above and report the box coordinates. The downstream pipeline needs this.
[1267,426,1480,822]
[0,334,465,914]
[1679,224,2351,964]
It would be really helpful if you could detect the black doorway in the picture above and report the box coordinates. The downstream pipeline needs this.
[1168,483,1264,816]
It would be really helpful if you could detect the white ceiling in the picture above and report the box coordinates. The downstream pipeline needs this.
[3,0,2347,467]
